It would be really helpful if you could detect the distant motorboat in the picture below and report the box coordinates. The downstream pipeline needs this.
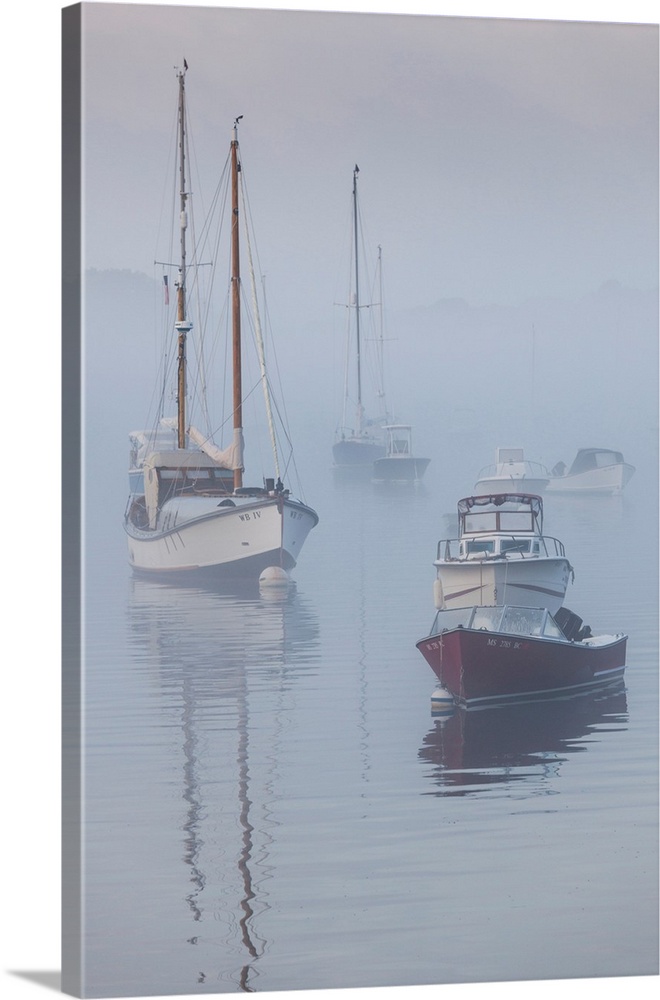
[372,425,430,484]
[433,493,573,615]
[475,447,550,495]
[547,448,635,495]
[416,604,627,708]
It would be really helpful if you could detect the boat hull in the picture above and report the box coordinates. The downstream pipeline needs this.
[547,463,635,495]
[474,475,548,495]
[434,556,572,615]
[125,495,318,579]
[416,627,627,706]
[372,456,430,483]
[333,437,385,467]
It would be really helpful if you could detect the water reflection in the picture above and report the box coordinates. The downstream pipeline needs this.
[419,683,628,797]
[126,577,320,992]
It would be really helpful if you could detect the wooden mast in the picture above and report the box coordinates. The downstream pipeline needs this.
[231,118,243,490]
[175,64,192,450]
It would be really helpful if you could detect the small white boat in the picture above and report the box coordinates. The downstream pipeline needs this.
[372,425,430,483]
[547,448,635,495]
[433,493,574,615]
[475,447,550,495]
[124,66,318,582]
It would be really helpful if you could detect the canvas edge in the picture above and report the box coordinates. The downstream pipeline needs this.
[62,3,83,997]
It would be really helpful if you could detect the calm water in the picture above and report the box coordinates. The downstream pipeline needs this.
[81,449,658,997]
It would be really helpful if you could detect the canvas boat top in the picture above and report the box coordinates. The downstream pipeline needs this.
[436,493,569,563]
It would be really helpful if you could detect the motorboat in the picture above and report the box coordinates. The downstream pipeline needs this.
[124,66,318,582]
[372,425,430,483]
[547,448,635,495]
[416,604,627,707]
[475,447,550,495]
[433,493,573,615]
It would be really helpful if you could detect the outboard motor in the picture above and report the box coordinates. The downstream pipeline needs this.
[555,607,584,641]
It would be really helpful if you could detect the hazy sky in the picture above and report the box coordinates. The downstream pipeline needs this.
[79,1,658,318]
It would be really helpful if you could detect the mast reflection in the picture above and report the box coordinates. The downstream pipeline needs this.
[126,576,319,991]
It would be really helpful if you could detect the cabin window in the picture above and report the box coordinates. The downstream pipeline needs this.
[570,450,622,474]
[466,540,495,554]
[500,539,531,554]
[464,512,498,532]
[595,450,622,467]
[498,511,534,532]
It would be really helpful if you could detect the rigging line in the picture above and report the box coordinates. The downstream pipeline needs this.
[236,280,298,487]
[239,168,281,480]
[184,154,233,437]
[180,129,220,435]
[200,376,265,444]
[258,275,303,486]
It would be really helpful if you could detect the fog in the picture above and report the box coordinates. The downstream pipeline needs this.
[82,4,658,311]
[77,4,658,508]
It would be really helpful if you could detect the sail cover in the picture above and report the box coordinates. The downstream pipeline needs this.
[186,425,244,470]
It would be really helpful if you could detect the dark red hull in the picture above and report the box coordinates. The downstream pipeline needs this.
[416,626,627,706]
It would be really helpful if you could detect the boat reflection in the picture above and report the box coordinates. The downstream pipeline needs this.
[126,576,320,992]
[418,683,628,797]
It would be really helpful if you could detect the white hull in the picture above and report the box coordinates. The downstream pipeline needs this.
[434,556,572,615]
[547,464,635,495]
[372,456,430,483]
[474,475,548,495]
[126,494,318,578]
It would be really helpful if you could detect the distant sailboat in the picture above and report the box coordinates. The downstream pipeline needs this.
[125,65,318,582]
[333,165,387,469]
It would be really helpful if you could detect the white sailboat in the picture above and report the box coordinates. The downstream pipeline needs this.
[125,66,318,583]
[333,165,387,469]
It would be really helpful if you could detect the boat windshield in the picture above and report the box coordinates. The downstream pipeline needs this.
[431,608,476,632]
[431,606,565,639]
[498,607,564,638]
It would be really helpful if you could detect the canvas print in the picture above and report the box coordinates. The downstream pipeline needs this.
[62,2,659,998]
